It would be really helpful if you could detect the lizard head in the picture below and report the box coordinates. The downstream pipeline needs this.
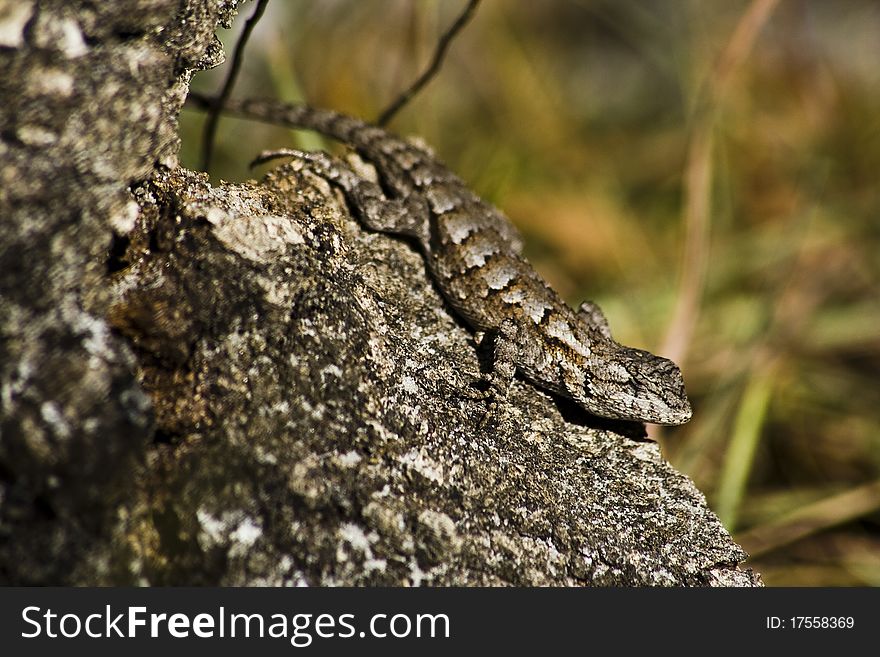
[572,344,693,425]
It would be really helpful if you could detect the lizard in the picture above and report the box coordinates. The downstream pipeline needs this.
[205,97,693,426]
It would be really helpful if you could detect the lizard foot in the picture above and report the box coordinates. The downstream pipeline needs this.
[476,396,509,432]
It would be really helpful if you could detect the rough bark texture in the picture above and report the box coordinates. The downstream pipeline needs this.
[0,0,761,586]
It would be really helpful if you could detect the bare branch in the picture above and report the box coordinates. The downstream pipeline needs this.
[200,0,270,172]
[376,0,481,127]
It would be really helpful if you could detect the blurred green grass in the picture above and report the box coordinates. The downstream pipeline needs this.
[181,0,880,586]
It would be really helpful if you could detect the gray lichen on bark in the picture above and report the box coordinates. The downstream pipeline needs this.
[0,0,760,586]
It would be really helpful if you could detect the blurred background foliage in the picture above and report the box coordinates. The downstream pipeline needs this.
[182,0,880,586]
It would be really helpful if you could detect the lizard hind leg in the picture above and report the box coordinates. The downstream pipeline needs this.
[253,148,430,243]
[577,300,613,339]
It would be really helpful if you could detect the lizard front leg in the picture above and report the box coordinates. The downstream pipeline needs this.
[485,317,519,401]
[577,300,613,339]
[253,148,430,243]
[474,317,521,428]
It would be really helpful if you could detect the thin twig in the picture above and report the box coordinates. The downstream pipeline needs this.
[376,0,481,127]
[200,0,271,172]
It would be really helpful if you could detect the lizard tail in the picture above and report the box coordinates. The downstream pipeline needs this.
[197,96,377,148]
